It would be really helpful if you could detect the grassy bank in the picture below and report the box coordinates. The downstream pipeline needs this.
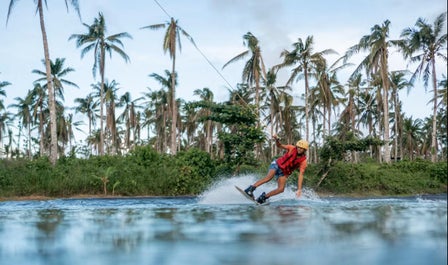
[0,146,446,200]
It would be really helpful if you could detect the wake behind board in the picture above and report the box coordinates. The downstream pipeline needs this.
[235,185,269,205]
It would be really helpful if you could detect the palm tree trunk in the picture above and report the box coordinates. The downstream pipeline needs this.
[393,88,398,162]
[99,46,105,155]
[431,60,438,162]
[37,0,57,164]
[381,54,391,164]
[304,68,310,141]
[39,108,45,155]
[171,57,177,155]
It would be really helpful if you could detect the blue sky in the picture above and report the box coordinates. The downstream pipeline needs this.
[1,0,447,141]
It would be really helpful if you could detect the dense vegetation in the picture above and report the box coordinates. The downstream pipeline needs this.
[0,145,446,199]
[0,3,446,200]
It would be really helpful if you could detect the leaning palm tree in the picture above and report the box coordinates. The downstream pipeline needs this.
[400,12,447,162]
[6,0,81,165]
[69,12,131,155]
[141,17,195,155]
[344,20,397,163]
[274,36,336,142]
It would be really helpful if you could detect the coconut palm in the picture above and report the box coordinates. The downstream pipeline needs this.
[259,69,291,158]
[92,80,121,154]
[29,83,48,156]
[0,74,11,100]
[69,12,131,155]
[402,116,423,160]
[74,93,98,138]
[0,76,11,156]
[141,17,194,155]
[345,20,398,163]
[193,87,216,154]
[9,91,34,158]
[118,92,142,150]
[32,58,78,101]
[400,12,447,162]
[142,87,169,153]
[147,70,178,152]
[182,101,200,149]
[6,0,80,164]
[275,36,336,142]
[311,57,347,138]
[223,32,267,120]
[389,71,412,161]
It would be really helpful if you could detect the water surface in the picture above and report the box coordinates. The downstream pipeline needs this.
[0,177,446,265]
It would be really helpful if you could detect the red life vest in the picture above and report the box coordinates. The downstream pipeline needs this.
[276,147,306,176]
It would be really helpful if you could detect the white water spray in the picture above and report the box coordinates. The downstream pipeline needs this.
[198,174,322,204]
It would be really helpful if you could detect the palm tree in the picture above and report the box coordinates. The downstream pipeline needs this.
[0,80,12,158]
[32,58,79,101]
[0,76,11,156]
[6,0,80,165]
[311,57,348,138]
[9,92,34,158]
[69,12,131,155]
[193,87,215,154]
[142,87,169,153]
[259,69,291,158]
[223,32,267,118]
[0,111,13,158]
[118,92,142,151]
[63,113,83,153]
[389,71,412,161]
[147,70,178,152]
[30,83,48,156]
[275,36,336,142]
[92,80,121,154]
[400,12,447,162]
[74,93,98,138]
[402,116,423,160]
[345,20,397,163]
[141,17,195,155]
[0,74,11,97]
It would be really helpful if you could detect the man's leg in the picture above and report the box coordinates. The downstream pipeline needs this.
[244,169,276,198]
[256,176,288,204]
[266,176,287,198]
[253,169,276,187]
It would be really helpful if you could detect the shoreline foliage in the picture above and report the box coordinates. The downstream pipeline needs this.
[0,145,446,199]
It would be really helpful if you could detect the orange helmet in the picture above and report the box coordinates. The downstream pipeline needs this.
[296,140,309,150]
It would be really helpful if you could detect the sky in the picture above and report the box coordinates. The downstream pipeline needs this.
[0,0,447,143]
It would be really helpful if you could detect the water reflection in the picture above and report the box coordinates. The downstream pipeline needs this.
[0,196,446,265]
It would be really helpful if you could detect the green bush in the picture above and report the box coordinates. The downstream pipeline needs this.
[428,162,448,183]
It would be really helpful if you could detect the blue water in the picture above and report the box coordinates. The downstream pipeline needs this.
[0,176,446,265]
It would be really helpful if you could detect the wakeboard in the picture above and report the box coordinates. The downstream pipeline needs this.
[235,185,269,205]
